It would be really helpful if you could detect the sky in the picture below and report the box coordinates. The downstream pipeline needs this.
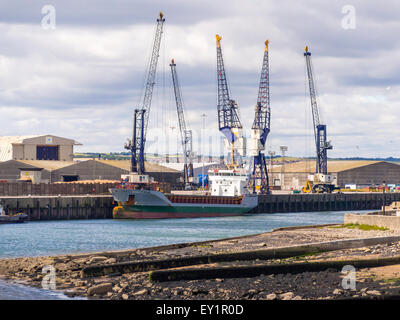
[0,0,399,158]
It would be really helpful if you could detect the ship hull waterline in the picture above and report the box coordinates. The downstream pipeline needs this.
[110,189,258,220]
[114,205,251,219]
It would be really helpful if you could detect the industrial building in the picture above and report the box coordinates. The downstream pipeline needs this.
[272,160,400,190]
[0,135,81,162]
[0,159,180,185]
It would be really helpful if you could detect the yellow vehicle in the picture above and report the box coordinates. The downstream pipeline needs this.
[302,179,339,194]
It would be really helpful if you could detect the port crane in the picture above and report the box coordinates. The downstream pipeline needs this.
[303,46,336,193]
[249,40,271,194]
[215,34,245,167]
[169,58,194,188]
[124,12,165,174]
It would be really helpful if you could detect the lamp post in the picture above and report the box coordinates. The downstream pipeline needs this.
[383,180,386,215]
[268,150,275,187]
[201,114,207,189]
[280,146,288,189]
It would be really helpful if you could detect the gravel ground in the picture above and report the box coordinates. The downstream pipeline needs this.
[2,224,400,300]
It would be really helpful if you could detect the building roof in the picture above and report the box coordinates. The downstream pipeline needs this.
[0,136,40,161]
[158,162,219,172]
[0,135,82,162]
[0,135,81,145]
[95,160,179,173]
[281,160,383,173]
[17,160,76,171]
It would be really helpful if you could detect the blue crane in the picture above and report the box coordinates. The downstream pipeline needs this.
[249,40,271,194]
[169,58,194,188]
[304,46,335,193]
[215,34,243,166]
[125,12,165,174]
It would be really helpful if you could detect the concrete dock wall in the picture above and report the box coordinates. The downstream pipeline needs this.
[0,195,114,221]
[1,192,399,221]
[344,213,400,230]
[254,192,400,213]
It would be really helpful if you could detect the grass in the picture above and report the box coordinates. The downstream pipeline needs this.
[330,223,388,231]
[382,277,400,284]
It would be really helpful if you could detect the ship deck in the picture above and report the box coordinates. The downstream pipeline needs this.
[165,194,243,205]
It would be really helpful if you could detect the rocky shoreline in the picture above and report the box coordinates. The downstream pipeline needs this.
[2,224,400,300]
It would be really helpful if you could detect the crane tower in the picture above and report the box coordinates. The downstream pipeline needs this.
[215,34,245,167]
[170,59,194,188]
[249,40,271,194]
[303,45,336,193]
[125,12,165,174]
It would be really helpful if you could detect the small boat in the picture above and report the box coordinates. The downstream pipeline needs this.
[0,204,28,224]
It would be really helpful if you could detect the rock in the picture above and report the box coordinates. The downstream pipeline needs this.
[279,292,294,300]
[333,289,342,295]
[173,289,183,295]
[105,258,117,264]
[87,283,113,296]
[215,278,224,283]
[74,280,86,287]
[122,294,129,300]
[89,256,108,264]
[112,285,121,292]
[266,293,277,300]
[133,288,148,296]
[366,290,381,296]
[360,287,368,293]
[293,296,302,300]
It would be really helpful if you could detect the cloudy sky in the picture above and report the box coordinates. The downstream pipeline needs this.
[0,0,399,158]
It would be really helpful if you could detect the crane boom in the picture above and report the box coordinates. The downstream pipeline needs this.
[126,12,165,174]
[249,40,271,194]
[253,40,271,145]
[170,59,194,186]
[304,46,333,177]
[216,34,243,166]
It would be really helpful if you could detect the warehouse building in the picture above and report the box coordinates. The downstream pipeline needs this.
[272,160,400,190]
[0,159,180,185]
[0,135,81,162]
[98,160,181,186]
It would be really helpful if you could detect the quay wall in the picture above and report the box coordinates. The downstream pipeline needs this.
[0,195,115,221]
[254,192,400,213]
[1,192,398,221]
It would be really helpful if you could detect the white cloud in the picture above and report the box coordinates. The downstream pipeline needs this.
[0,1,399,159]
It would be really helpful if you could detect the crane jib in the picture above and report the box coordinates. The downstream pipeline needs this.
[130,13,165,174]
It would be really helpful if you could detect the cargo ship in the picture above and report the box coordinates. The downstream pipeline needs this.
[110,169,258,219]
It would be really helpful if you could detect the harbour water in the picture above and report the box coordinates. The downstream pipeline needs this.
[0,279,83,300]
[0,210,369,259]
[0,210,370,299]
